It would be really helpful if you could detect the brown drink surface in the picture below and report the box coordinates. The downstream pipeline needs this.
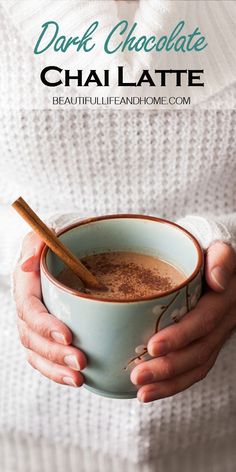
[57,251,185,300]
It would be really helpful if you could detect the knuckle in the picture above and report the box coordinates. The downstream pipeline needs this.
[158,356,175,379]
[202,308,218,335]
[27,354,36,370]
[197,341,212,365]
[19,327,30,349]
[42,347,53,362]
[16,297,25,320]
[44,345,58,363]
[17,303,24,320]
[168,379,178,396]
[22,231,35,249]
[32,312,55,339]
[38,322,50,339]
[18,298,28,321]
[19,296,35,322]
[198,364,210,382]
[175,327,189,348]
[24,297,35,314]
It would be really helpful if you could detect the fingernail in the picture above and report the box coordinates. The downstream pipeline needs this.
[20,249,36,267]
[138,390,160,403]
[211,266,230,290]
[148,340,169,357]
[51,331,67,344]
[63,376,77,387]
[134,370,154,385]
[138,392,146,402]
[64,355,80,371]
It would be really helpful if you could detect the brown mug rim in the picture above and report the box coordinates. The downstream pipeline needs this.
[40,214,204,304]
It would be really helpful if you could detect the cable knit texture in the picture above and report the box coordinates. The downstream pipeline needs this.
[0,2,236,472]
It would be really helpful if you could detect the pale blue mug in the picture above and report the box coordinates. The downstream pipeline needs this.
[40,215,204,399]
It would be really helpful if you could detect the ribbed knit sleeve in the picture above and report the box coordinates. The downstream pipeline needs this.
[0,205,29,275]
[176,213,236,252]
[1,0,118,45]
[1,3,236,471]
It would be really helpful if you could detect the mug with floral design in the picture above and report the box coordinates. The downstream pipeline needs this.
[40,215,204,399]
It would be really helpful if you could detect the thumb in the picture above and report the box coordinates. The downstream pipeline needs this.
[205,241,236,293]
[20,231,45,272]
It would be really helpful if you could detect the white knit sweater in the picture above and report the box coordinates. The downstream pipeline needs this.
[0,2,236,472]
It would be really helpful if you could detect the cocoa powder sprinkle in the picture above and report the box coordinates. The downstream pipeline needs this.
[57,252,185,300]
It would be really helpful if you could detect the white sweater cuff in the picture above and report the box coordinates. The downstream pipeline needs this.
[176,215,236,252]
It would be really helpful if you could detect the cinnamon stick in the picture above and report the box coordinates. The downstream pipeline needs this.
[12,197,103,290]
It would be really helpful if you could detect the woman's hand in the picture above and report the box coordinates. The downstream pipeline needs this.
[14,232,87,387]
[130,241,236,403]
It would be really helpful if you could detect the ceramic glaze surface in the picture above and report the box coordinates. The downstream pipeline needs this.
[40,216,203,399]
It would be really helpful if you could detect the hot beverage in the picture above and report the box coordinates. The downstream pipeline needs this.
[57,251,185,300]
